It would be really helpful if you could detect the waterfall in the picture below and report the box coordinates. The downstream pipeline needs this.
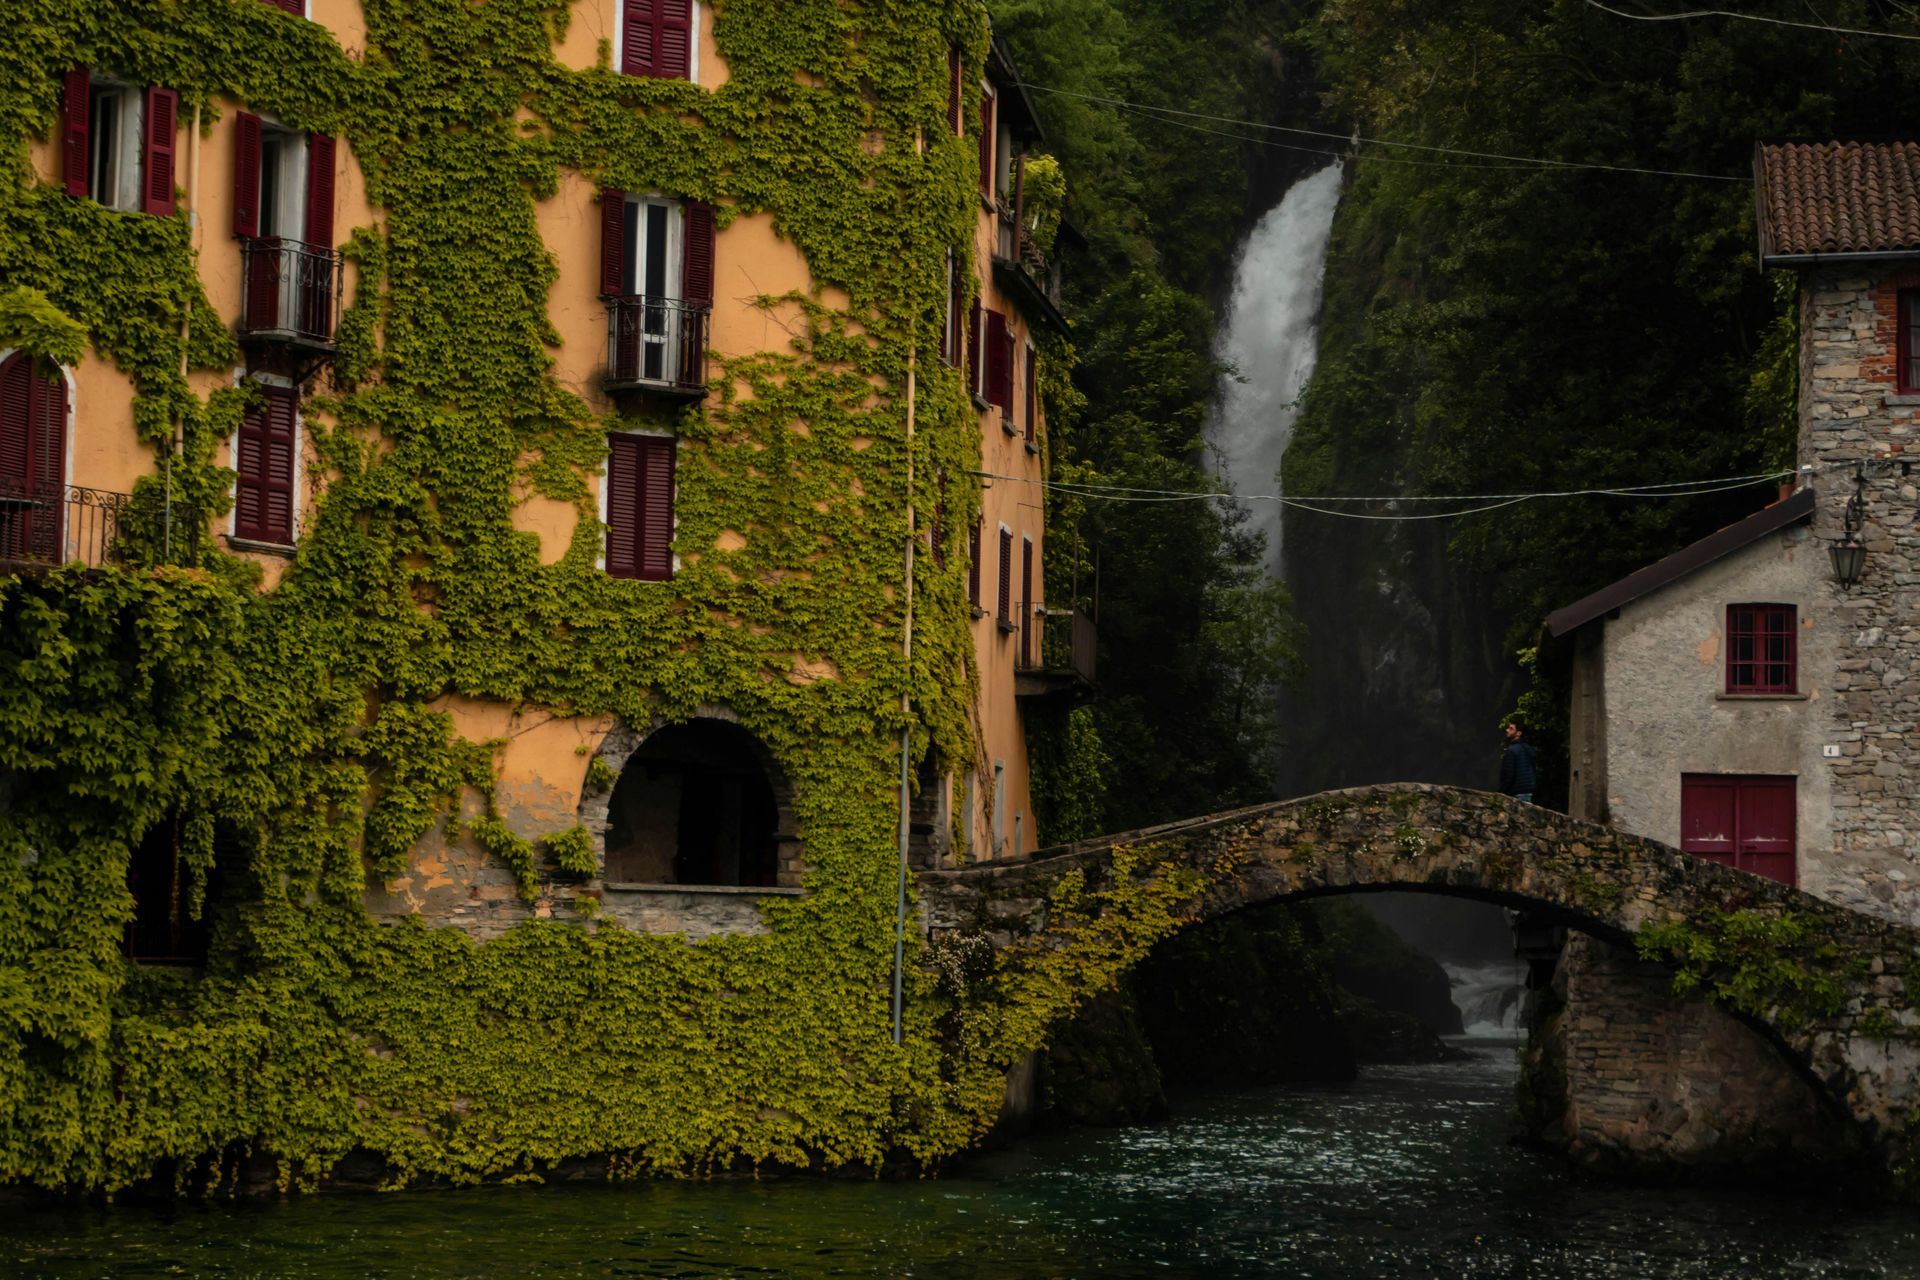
[1444,962,1527,1040]
[1206,163,1343,578]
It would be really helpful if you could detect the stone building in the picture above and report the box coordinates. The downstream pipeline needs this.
[1520,139,1920,1176]
[1546,139,1920,926]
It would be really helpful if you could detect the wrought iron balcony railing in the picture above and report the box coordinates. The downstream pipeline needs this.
[1013,602,1096,697]
[606,295,709,396]
[0,476,200,570]
[239,237,342,349]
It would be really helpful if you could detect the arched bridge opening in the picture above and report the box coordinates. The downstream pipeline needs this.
[919,784,1920,1182]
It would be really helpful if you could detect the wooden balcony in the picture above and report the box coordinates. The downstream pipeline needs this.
[1014,603,1096,699]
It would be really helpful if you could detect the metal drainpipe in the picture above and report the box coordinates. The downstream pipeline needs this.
[892,129,925,1047]
[892,340,918,1045]
[168,101,203,558]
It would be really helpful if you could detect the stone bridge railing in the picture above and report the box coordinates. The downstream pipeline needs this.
[919,784,1920,1183]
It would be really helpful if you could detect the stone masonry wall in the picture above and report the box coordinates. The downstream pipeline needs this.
[1519,935,1863,1178]
[1801,268,1920,924]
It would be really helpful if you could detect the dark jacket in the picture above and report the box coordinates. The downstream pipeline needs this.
[1499,740,1537,796]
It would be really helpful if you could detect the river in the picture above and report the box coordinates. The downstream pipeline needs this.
[11,1043,1918,1278]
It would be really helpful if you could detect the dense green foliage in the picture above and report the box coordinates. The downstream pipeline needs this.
[1288,0,1920,765]
[0,0,1203,1194]
[993,0,1312,832]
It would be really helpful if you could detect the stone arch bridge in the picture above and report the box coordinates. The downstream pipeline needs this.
[919,784,1920,1181]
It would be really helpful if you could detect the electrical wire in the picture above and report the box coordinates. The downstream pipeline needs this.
[1016,82,1747,182]
[1583,0,1920,40]
[973,466,1809,521]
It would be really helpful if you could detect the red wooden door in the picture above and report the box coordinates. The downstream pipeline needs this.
[1681,774,1795,886]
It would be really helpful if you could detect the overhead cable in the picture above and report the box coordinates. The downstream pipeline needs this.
[1583,0,1920,40]
[1016,82,1747,182]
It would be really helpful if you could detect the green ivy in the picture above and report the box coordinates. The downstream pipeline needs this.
[0,0,1185,1196]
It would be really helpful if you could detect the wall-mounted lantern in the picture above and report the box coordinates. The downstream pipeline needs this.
[1830,465,1868,588]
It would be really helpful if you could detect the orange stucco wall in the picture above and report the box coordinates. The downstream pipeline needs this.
[36,10,1051,897]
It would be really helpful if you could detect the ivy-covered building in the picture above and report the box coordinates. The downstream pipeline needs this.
[0,0,1098,1193]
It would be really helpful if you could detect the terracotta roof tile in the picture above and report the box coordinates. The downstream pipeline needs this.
[1755,140,1920,261]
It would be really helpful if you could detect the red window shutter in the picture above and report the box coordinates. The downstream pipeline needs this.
[233,112,262,237]
[143,86,178,216]
[948,48,963,135]
[985,310,1011,410]
[682,201,715,304]
[622,0,655,76]
[1679,777,1737,870]
[278,0,305,13]
[236,387,296,543]
[599,188,627,297]
[1024,348,1037,442]
[968,518,981,606]
[0,355,31,491]
[967,301,981,396]
[606,435,640,577]
[996,528,1011,622]
[978,89,995,198]
[62,67,90,198]
[638,435,675,580]
[658,0,693,79]
[1019,538,1033,665]
[305,133,336,248]
[1903,290,1920,394]
[33,364,66,502]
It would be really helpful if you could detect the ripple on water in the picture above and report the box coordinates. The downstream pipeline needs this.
[5,1048,1918,1278]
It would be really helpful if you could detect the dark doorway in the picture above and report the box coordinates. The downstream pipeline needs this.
[605,720,780,886]
[124,818,209,964]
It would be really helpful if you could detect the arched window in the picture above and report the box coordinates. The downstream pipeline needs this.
[604,720,780,886]
[0,351,68,563]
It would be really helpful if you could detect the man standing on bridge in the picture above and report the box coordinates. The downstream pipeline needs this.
[1500,721,1537,804]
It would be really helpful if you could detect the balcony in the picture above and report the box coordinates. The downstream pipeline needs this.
[606,296,709,398]
[238,238,342,354]
[1014,603,1096,698]
[0,478,200,571]
[992,202,1067,337]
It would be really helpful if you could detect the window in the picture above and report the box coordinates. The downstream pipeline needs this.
[1019,535,1033,666]
[985,309,1014,414]
[1899,289,1920,394]
[599,190,714,388]
[234,383,297,546]
[621,0,694,80]
[996,526,1012,626]
[968,517,982,608]
[1726,603,1796,694]
[977,87,996,199]
[1680,774,1795,886]
[991,760,1006,856]
[0,352,68,562]
[606,432,675,580]
[62,70,175,215]
[966,301,982,400]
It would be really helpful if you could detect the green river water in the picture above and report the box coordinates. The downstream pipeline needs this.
[7,1043,1918,1278]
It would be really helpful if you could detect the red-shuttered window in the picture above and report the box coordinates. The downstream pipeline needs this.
[62,70,176,215]
[1898,290,1920,394]
[235,385,297,545]
[996,527,1012,624]
[258,0,304,14]
[1680,774,1796,886]
[0,352,68,561]
[985,309,1014,412]
[1726,603,1796,694]
[968,518,982,607]
[966,301,982,399]
[622,0,694,80]
[607,433,675,581]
